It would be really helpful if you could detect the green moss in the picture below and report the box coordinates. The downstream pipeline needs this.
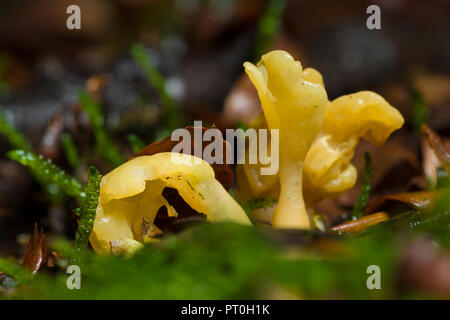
[79,91,125,168]
[131,43,181,133]
[253,0,285,60]
[61,133,82,170]
[0,257,31,285]
[352,152,373,219]
[10,223,405,299]
[74,166,101,254]
[7,150,85,202]
[127,133,147,154]
[411,88,428,135]
[0,107,31,151]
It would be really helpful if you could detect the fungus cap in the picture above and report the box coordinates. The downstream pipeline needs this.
[90,153,251,254]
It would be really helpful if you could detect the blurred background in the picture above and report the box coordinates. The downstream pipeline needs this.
[0,0,449,257]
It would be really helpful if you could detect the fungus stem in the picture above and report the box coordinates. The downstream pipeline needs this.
[273,159,310,229]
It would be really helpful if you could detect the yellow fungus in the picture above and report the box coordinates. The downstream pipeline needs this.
[243,50,328,229]
[238,51,404,229]
[303,91,404,201]
[90,153,251,255]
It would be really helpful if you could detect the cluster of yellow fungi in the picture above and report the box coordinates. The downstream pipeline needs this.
[89,50,404,255]
[238,50,404,228]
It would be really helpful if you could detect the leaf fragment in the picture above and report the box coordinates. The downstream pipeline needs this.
[23,223,54,275]
[331,212,389,234]
[365,190,442,215]
[422,124,450,174]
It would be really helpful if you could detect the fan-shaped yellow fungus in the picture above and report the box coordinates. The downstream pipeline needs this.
[238,51,404,229]
[303,91,404,201]
[243,50,328,229]
[90,152,251,255]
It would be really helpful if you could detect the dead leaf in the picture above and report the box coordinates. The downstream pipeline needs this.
[364,190,442,216]
[135,126,234,190]
[22,223,54,275]
[331,212,389,234]
[331,189,444,234]
[39,114,64,160]
[422,124,450,174]
[422,137,442,186]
